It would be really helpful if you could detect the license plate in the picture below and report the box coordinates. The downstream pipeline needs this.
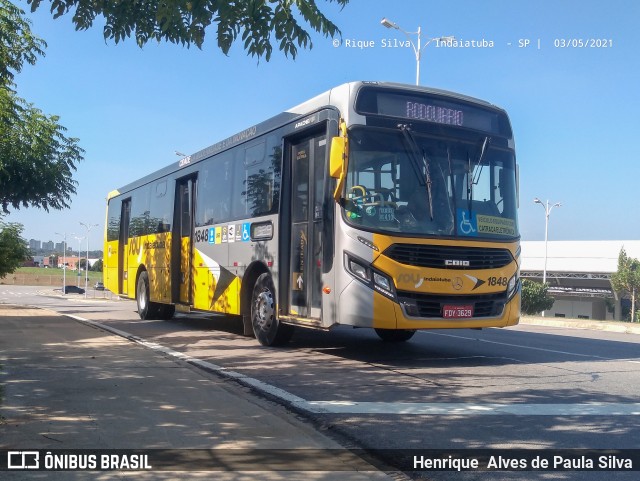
[442,304,474,319]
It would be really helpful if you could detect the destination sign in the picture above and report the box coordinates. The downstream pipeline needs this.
[355,88,510,136]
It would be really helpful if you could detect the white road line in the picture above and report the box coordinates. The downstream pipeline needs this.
[295,401,640,416]
[66,314,640,417]
[421,331,640,363]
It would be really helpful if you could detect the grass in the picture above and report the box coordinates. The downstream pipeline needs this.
[16,266,102,280]
[1,267,103,286]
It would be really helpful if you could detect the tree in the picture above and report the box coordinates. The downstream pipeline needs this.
[90,258,103,272]
[26,0,348,60]
[611,248,640,322]
[0,217,30,277]
[521,279,555,315]
[1,0,84,213]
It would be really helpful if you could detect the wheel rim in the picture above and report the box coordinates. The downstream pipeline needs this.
[254,289,274,331]
[138,279,147,311]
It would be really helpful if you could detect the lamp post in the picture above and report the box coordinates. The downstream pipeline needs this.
[55,232,67,294]
[534,198,561,317]
[380,17,454,85]
[73,236,85,287]
[80,222,99,296]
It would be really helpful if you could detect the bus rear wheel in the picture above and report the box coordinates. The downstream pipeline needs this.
[374,328,416,342]
[136,271,159,320]
[251,273,294,346]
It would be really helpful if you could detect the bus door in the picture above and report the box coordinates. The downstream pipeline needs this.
[172,177,196,305]
[118,199,131,296]
[288,133,327,320]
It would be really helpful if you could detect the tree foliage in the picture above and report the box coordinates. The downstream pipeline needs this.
[521,279,555,315]
[611,248,640,322]
[0,217,30,277]
[27,0,348,60]
[90,258,103,272]
[0,0,84,213]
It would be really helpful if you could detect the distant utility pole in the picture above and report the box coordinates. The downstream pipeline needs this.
[55,232,68,294]
[380,17,454,85]
[533,198,561,317]
[80,222,99,297]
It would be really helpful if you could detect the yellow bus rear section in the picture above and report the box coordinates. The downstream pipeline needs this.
[105,233,241,315]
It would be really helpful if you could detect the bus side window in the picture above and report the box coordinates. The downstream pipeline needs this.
[107,199,121,241]
[241,136,281,217]
[195,151,233,226]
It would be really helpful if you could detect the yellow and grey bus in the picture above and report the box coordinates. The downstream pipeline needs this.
[104,81,520,346]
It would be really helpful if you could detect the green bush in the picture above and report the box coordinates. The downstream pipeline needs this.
[521,279,555,315]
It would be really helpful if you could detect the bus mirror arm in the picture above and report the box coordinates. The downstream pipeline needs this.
[329,136,348,202]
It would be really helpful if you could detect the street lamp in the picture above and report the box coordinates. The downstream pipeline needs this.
[55,232,68,294]
[533,198,561,309]
[73,235,85,287]
[380,17,454,85]
[80,222,99,296]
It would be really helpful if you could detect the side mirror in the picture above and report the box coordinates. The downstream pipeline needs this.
[329,136,347,202]
[329,136,346,178]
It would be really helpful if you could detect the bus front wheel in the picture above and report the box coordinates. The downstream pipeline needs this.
[374,328,416,342]
[251,273,294,346]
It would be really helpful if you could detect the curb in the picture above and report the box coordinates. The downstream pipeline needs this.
[520,316,640,335]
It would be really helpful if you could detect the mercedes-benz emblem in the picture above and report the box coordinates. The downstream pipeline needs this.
[452,277,464,290]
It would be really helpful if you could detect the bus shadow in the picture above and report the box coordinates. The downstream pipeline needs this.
[287,325,640,367]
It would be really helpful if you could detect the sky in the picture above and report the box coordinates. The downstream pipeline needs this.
[6,0,640,250]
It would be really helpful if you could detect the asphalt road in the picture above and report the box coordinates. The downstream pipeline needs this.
[2,285,639,480]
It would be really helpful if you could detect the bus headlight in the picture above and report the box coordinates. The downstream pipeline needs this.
[507,273,519,300]
[348,258,370,282]
[345,253,396,300]
[373,272,391,292]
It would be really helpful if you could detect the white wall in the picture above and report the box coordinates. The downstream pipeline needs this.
[547,299,591,320]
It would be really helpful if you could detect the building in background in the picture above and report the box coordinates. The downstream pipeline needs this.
[521,241,640,321]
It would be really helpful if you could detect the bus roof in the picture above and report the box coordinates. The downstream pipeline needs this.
[110,81,509,197]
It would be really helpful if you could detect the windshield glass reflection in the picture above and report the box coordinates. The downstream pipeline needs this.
[344,128,519,239]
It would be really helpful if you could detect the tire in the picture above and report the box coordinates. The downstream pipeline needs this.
[136,271,159,320]
[251,273,294,346]
[374,328,416,342]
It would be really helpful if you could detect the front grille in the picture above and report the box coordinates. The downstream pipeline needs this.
[396,291,507,318]
[384,244,513,270]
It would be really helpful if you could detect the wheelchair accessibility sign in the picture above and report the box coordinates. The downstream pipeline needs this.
[457,209,478,237]
[456,209,516,237]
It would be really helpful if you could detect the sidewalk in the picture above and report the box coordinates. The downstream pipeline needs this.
[0,305,395,480]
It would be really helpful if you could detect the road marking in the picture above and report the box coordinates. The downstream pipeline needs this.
[295,401,640,416]
[421,331,640,363]
[64,314,640,418]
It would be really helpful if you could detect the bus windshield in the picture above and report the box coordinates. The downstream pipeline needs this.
[344,128,519,240]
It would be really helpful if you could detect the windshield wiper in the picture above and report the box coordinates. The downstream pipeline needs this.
[423,149,434,220]
[398,124,434,220]
[472,136,491,185]
[467,136,492,210]
[398,124,426,186]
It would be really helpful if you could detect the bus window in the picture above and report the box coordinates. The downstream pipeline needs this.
[195,150,234,226]
[241,136,281,217]
[107,200,121,242]
[152,180,172,233]
[129,185,151,237]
